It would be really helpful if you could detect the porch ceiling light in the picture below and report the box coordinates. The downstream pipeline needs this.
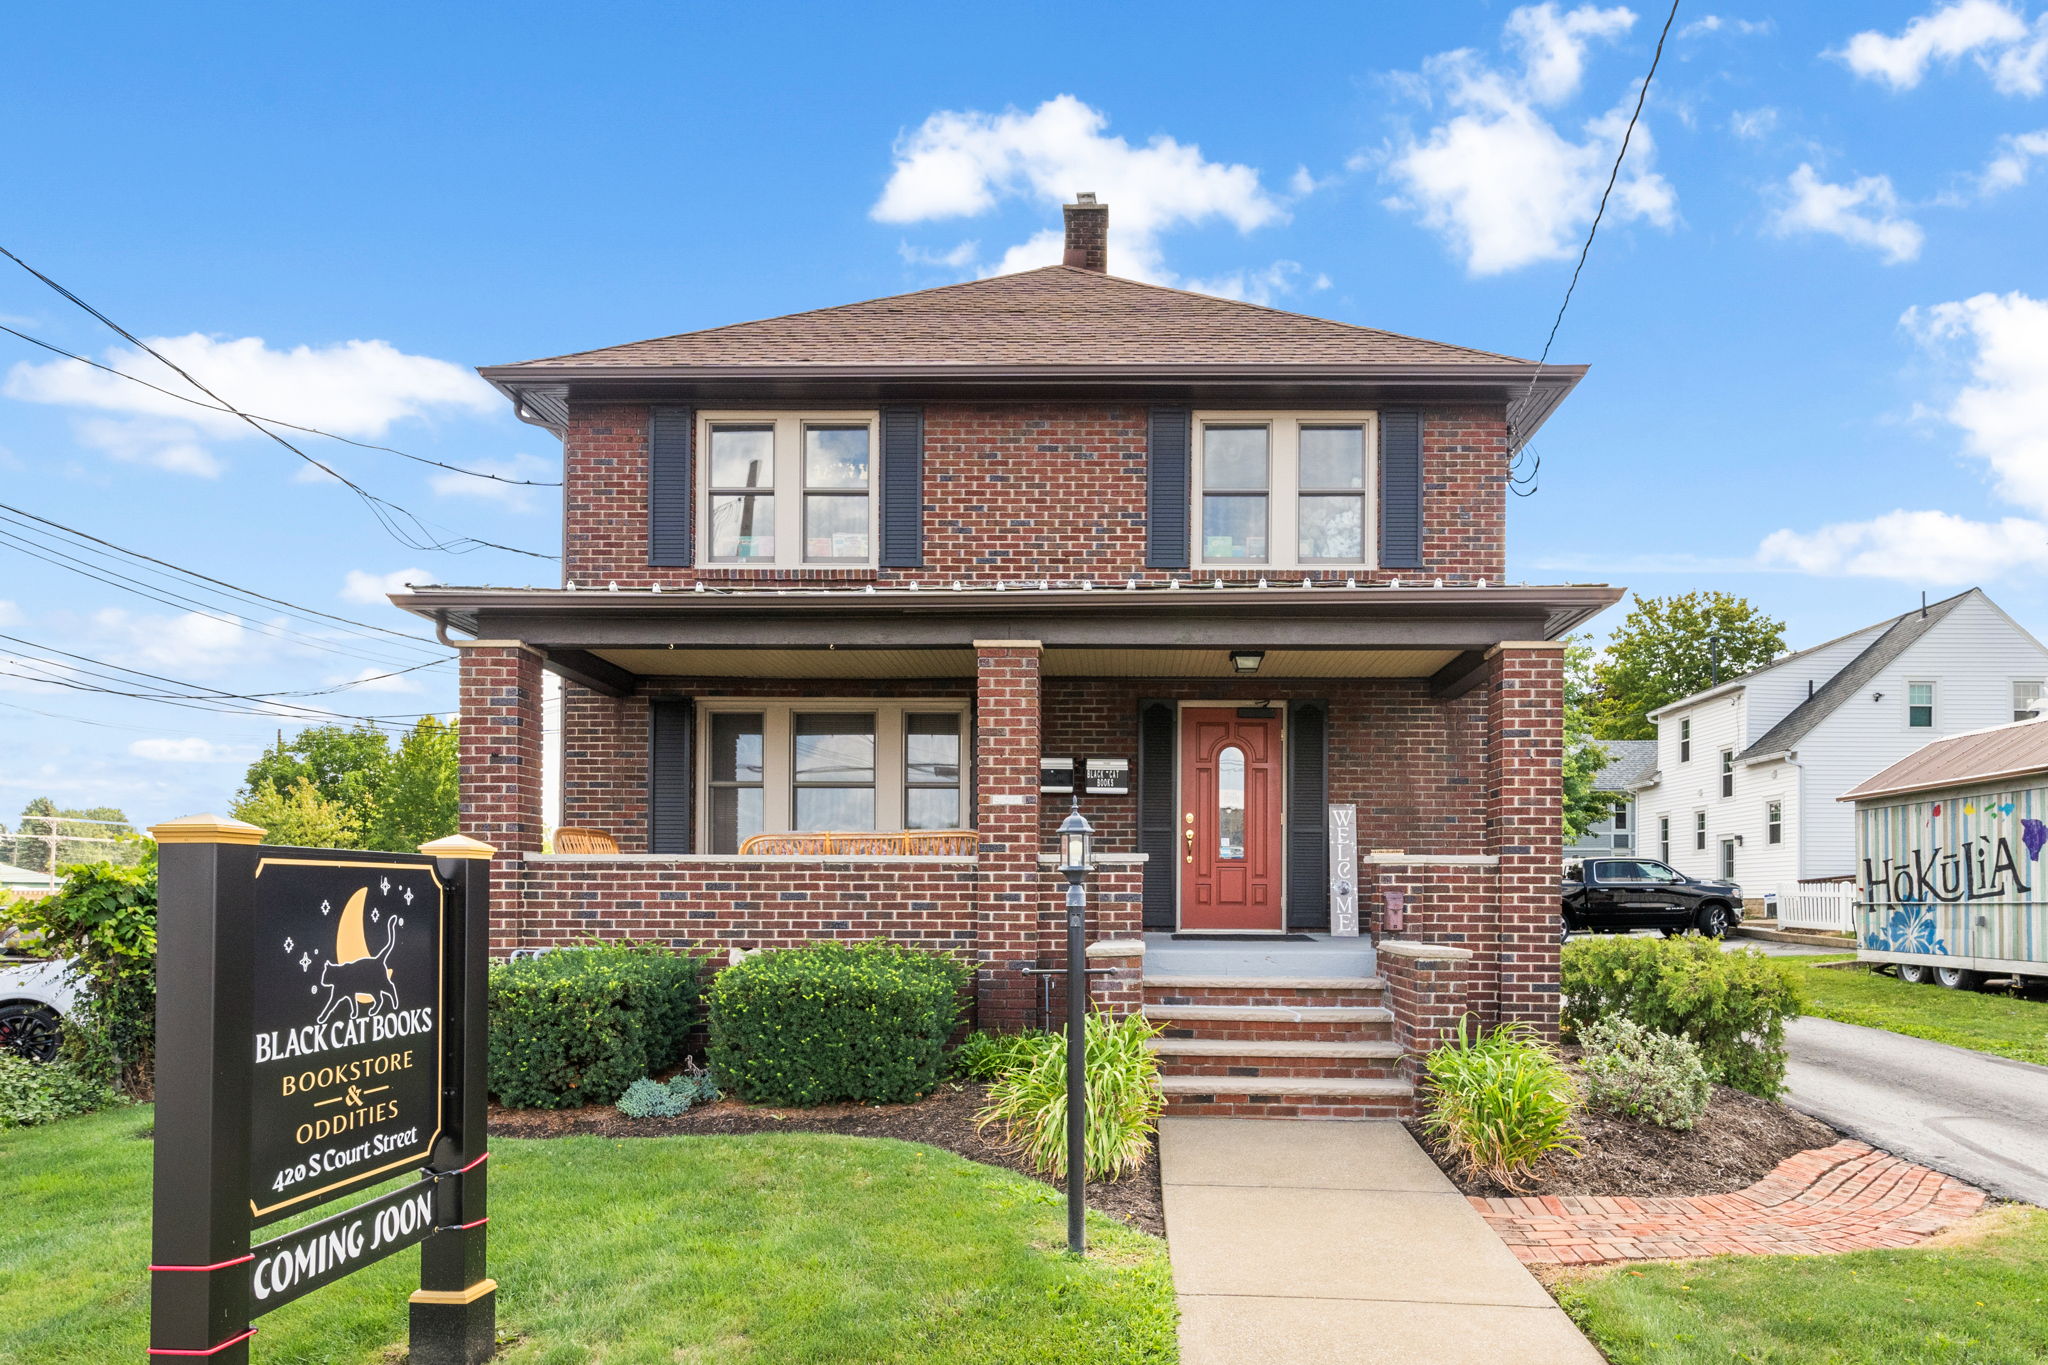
[1230,650,1265,674]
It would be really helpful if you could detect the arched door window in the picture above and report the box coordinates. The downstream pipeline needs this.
[1216,746,1246,860]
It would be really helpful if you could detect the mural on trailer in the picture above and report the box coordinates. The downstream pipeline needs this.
[1858,788,2048,961]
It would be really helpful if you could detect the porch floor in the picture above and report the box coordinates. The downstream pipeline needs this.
[1144,932,1376,980]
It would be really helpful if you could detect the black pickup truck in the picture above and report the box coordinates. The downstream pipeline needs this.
[1562,858,1744,939]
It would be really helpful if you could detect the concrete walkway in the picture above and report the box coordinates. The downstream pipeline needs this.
[1160,1118,1603,1365]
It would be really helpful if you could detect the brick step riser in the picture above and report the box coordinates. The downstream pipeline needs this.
[1157,1059,1405,1081]
[1154,1020,1393,1044]
[1163,1094,1417,1121]
[1145,988,1387,1009]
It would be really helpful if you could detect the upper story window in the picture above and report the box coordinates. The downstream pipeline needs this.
[1719,749,1734,798]
[1679,718,1692,763]
[2015,679,2044,722]
[1766,800,1782,844]
[1907,681,1934,728]
[700,413,878,567]
[1193,413,1375,569]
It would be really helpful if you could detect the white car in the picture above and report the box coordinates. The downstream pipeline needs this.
[0,956,79,1063]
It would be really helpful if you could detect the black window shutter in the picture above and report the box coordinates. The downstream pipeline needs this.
[1146,408,1191,569]
[879,406,925,568]
[649,406,694,567]
[1137,699,1178,930]
[1287,700,1330,932]
[1378,409,1423,570]
[648,697,694,854]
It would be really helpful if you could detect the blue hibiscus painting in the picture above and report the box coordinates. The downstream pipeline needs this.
[1866,898,1948,955]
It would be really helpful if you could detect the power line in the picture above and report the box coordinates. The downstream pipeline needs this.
[1509,0,1682,498]
[0,243,557,561]
[0,322,561,488]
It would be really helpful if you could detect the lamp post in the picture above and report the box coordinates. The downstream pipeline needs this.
[1056,797,1095,1255]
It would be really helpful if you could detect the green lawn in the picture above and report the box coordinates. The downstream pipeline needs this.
[0,1106,1176,1365]
[1779,956,2048,1067]
[1557,1208,2048,1364]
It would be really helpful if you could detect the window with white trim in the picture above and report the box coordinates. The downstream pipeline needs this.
[1192,413,1376,568]
[1765,800,1782,844]
[1720,749,1734,798]
[699,412,878,567]
[1694,810,1707,851]
[1658,815,1671,863]
[2015,679,2044,722]
[1679,718,1691,763]
[698,700,969,853]
[1907,681,1934,729]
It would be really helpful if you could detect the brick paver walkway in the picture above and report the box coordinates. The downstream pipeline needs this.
[1471,1141,1985,1266]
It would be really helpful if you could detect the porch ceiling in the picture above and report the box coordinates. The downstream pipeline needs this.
[591,646,1463,679]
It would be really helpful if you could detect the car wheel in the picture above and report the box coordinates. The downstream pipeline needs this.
[1695,903,1733,938]
[1896,962,1934,985]
[0,1002,62,1064]
[1935,966,1986,991]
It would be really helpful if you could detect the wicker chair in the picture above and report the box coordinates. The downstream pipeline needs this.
[738,830,977,856]
[552,827,620,854]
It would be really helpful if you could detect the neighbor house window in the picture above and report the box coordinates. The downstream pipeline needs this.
[2015,679,2044,722]
[1193,413,1375,568]
[1720,749,1734,798]
[698,700,969,853]
[700,412,878,567]
[1679,718,1692,763]
[1720,838,1737,880]
[1766,800,1782,844]
[1659,815,1671,862]
[1694,810,1707,851]
[1611,803,1631,849]
[1907,681,1934,728]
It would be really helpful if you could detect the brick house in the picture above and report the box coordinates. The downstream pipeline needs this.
[394,197,1620,1118]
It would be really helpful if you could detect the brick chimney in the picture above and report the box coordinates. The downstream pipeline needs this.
[1062,193,1108,273]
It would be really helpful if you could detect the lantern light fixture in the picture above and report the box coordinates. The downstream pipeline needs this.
[1230,650,1265,675]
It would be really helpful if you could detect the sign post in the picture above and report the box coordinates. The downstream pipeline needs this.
[147,816,496,1364]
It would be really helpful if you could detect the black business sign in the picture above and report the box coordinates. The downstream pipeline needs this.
[148,823,497,1365]
[248,856,445,1225]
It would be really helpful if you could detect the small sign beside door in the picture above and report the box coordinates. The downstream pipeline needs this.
[1329,803,1360,937]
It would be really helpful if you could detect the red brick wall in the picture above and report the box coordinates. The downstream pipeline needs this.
[1487,643,1566,1035]
[561,401,1507,588]
[974,643,1043,1029]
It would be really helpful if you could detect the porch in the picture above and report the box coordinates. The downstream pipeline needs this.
[405,580,1615,1056]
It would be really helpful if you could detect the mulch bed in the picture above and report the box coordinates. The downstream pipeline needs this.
[488,1080,1166,1237]
[1410,1075,1838,1200]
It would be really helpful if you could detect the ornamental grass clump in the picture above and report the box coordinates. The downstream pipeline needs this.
[706,942,970,1106]
[975,1011,1163,1182]
[1561,934,1803,1098]
[1419,1019,1581,1192]
[1577,1016,1712,1131]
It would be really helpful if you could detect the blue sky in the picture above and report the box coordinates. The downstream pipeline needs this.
[5,1,2048,827]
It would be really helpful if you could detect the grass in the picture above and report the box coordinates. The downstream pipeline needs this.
[0,1106,1176,1365]
[1556,1206,2048,1364]
[1778,955,2048,1067]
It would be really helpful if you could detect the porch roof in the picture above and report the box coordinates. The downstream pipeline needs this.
[395,581,1620,698]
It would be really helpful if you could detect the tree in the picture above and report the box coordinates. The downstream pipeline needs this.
[362,716,459,852]
[236,725,391,843]
[231,778,359,849]
[1590,593,1788,740]
[1562,638,1619,843]
[8,799,144,872]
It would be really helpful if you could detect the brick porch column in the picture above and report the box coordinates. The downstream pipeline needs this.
[1486,641,1566,1035]
[974,640,1043,1028]
[457,642,544,954]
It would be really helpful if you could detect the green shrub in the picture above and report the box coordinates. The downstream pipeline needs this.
[706,942,970,1106]
[1577,1016,1713,1130]
[487,943,706,1109]
[1561,935,1803,1098]
[0,1055,115,1128]
[952,1027,1054,1080]
[976,1011,1164,1181]
[14,856,157,1095]
[1420,1020,1581,1191]
[614,1060,722,1120]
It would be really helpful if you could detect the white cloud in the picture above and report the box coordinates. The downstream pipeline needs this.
[1759,291,2048,582]
[1381,3,1678,275]
[898,240,979,270]
[427,453,555,510]
[1977,128,2048,191]
[88,607,279,679]
[331,665,424,695]
[341,568,430,605]
[0,600,20,627]
[1767,164,1925,263]
[129,736,253,763]
[872,94,1288,286]
[1728,107,1779,139]
[1833,2,2046,95]
[1179,261,1318,306]
[1679,15,1773,39]
[5,334,498,478]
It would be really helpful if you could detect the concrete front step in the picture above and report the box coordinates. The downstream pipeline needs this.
[1152,1037,1405,1081]
[1159,1074,1416,1120]
[1144,975,1387,1008]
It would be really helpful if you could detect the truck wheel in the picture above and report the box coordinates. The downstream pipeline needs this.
[1896,963,1933,985]
[1935,966,1986,991]
[0,1002,62,1064]
[1695,903,1734,939]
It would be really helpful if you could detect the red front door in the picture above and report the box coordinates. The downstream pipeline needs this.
[1178,708,1284,931]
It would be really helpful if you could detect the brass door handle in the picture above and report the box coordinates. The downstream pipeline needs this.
[1183,827,1195,863]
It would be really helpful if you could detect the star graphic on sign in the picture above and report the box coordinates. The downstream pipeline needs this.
[380,876,391,895]
[310,985,318,995]
[283,937,294,951]
[403,887,415,905]
[321,900,331,916]
[299,953,311,971]
[371,908,381,923]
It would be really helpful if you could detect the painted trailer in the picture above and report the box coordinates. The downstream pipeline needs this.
[1841,719,2048,989]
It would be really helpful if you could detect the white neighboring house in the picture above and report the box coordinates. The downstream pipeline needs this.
[1565,739,1657,859]
[1631,589,2048,903]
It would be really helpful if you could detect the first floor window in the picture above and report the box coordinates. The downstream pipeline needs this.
[1659,816,1671,862]
[2016,679,2044,722]
[1766,800,1783,844]
[700,701,969,852]
[1907,681,1934,728]
[1720,838,1737,880]
[1695,810,1707,851]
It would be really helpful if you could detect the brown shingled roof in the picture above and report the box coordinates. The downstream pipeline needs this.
[1840,719,2048,803]
[492,266,1530,371]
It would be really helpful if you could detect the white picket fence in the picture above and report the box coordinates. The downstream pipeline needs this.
[1771,883,1858,933]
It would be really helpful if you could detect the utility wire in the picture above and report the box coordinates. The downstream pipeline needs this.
[0,244,557,560]
[1508,0,1682,498]
[0,322,560,488]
